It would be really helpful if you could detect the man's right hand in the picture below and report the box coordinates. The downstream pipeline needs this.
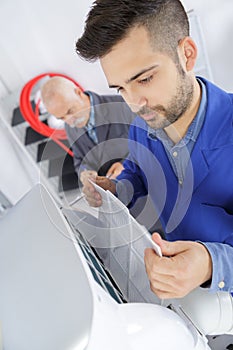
[82,176,116,207]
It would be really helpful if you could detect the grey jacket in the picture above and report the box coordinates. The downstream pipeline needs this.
[65,91,136,177]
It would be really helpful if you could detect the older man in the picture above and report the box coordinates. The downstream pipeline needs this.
[41,76,136,183]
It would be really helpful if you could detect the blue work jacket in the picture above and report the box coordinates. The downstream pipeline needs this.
[117,78,233,293]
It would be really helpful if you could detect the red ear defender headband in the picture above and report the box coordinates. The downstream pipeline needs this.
[20,73,84,156]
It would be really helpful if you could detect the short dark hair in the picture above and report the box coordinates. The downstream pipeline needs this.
[76,0,189,62]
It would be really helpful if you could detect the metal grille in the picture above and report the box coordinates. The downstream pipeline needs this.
[67,218,126,304]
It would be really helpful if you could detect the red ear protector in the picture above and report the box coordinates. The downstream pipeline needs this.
[19,73,84,157]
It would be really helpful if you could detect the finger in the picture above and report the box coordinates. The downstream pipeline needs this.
[85,181,102,199]
[144,248,176,276]
[81,171,97,185]
[83,188,102,206]
[108,173,116,179]
[87,170,97,178]
[83,187,101,201]
[146,266,184,292]
[151,232,162,243]
[145,262,176,288]
[145,263,188,299]
[151,233,189,257]
[82,182,96,195]
[150,279,191,299]
[149,277,178,296]
[106,172,114,179]
[106,165,115,176]
[149,285,182,300]
[85,195,102,207]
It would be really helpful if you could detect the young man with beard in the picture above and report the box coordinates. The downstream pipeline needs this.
[75,0,233,319]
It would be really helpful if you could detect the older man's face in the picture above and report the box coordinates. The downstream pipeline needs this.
[48,91,90,128]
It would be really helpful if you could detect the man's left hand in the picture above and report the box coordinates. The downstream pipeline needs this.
[106,162,124,179]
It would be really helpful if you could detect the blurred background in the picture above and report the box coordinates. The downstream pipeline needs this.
[0,0,232,207]
[0,0,232,98]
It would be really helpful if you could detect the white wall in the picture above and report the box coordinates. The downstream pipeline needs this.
[0,0,232,99]
[182,0,233,91]
[0,0,105,96]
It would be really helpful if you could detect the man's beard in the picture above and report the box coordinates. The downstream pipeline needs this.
[138,68,194,130]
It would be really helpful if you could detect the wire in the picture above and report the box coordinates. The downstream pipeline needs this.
[19,73,84,157]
